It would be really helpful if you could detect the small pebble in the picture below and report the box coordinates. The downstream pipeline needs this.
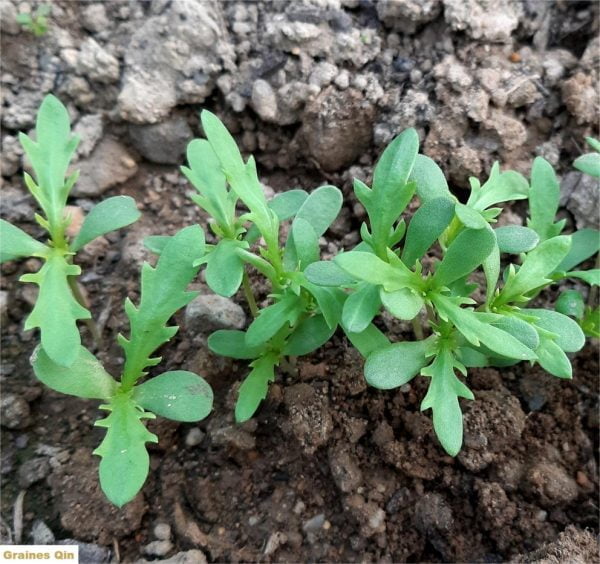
[154,523,171,541]
[302,513,325,533]
[144,540,174,557]
[185,428,205,447]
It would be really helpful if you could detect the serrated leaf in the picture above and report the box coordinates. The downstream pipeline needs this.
[282,314,336,356]
[206,238,245,297]
[119,226,203,384]
[31,345,117,399]
[368,129,419,256]
[133,370,213,422]
[555,290,585,319]
[342,322,390,358]
[495,236,571,305]
[433,294,537,360]
[401,197,454,266]
[71,196,140,252]
[304,260,356,287]
[18,95,79,233]
[342,283,381,333]
[535,335,572,379]
[0,219,48,263]
[574,152,600,177]
[527,157,564,241]
[235,354,278,423]
[522,308,585,352]
[409,154,452,202]
[455,203,487,229]
[208,329,265,359]
[420,348,474,456]
[245,294,301,348]
[93,394,157,507]
[432,228,495,288]
[380,287,424,320]
[495,225,539,254]
[556,228,599,272]
[143,235,171,255]
[21,252,90,366]
[365,338,435,389]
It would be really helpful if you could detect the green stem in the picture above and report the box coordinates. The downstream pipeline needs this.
[242,271,259,318]
[412,317,424,340]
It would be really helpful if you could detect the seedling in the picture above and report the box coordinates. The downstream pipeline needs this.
[16,4,51,37]
[573,137,600,178]
[0,95,141,366]
[31,226,214,507]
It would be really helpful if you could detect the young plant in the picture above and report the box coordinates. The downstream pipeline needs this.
[16,4,51,37]
[169,111,346,422]
[31,226,214,507]
[305,132,597,456]
[573,137,600,178]
[0,95,140,366]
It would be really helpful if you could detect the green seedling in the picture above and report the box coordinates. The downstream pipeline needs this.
[152,111,347,422]
[573,137,600,178]
[0,95,140,366]
[16,4,51,36]
[31,226,214,507]
[306,132,598,456]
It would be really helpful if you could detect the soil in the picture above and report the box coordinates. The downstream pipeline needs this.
[1,1,599,562]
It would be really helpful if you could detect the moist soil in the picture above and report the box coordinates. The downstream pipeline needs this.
[1,0,599,562]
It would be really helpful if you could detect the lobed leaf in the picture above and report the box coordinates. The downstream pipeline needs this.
[21,252,91,366]
[94,394,157,507]
[0,219,48,263]
[71,196,141,252]
[133,370,213,422]
[31,345,117,399]
[235,354,278,423]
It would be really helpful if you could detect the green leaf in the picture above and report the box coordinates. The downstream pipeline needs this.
[143,235,171,255]
[482,239,500,304]
[133,370,213,422]
[368,129,419,256]
[455,203,488,229]
[235,354,277,422]
[495,226,539,254]
[291,217,319,269]
[488,315,540,351]
[282,315,336,356]
[245,294,301,348]
[181,138,234,231]
[536,336,572,379]
[304,260,356,287]
[585,137,600,152]
[420,348,474,456]
[342,283,381,333]
[208,330,265,359]
[119,226,203,385]
[527,157,564,241]
[409,154,452,202]
[71,196,141,252]
[380,287,424,320]
[94,394,157,507]
[365,338,434,389]
[31,345,117,399]
[302,282,345,329]
[574,153,600,177]
[432,228,495,288]
[21,252,90,366]
[564,269,600,286]
[206,239,245,297]
[342,322,390,358]
[496,236,572,305]
[555,290,585,319]
[18,95,79,233]
[522,308,585,352]
[200,111,245,178]
[335,251,415,291]
[0,219,48,263]
[433,294,537,360]
[401,197,455,266]
[556,228,599,272]
[468,163,529,211]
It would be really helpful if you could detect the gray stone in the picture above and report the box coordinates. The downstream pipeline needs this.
[1,1,20,35]
[76,38,120,84]
[31,520,55,544]
[308,62,338,88]
[328,446,362,493]
[562,72,599,126]
[185,427,205,447]
[56,540,111,563]
[129,116,193,164]
[1,393,31,429]
[81,4,110,33]
[251,79,278,122]
[0,291,8,324]
[73,115,104,159]
[18,457,51,488]
[71,137,138,197]
[143,539,174,557]
[153,523,171,541]
[302,513,325,533]
[1,135,23,176]
[184,294,246,334]
[377,0,441,34]
[157,550,208,564]
[561,171,600,230]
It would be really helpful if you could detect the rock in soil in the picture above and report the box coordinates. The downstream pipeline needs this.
[0,393,31,429]
[184,294,246,334]
[17,456,50,488]
[129,115,193,165]
[30,520,55,545]
[525,462,579,508]
[56,540,111,564]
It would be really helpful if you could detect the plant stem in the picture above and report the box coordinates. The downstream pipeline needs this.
[67,275,102,347]
[242,271,259,318]
[412,317,424,340]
